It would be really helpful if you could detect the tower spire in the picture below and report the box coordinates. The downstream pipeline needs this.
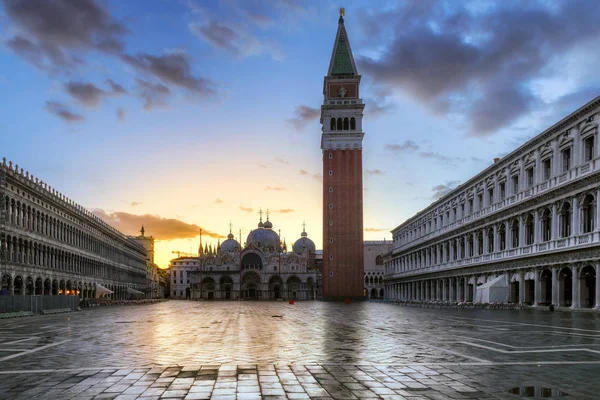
[198,228,203,256]
[327,7,357,77]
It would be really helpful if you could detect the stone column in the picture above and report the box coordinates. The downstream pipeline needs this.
[552,267,559,307]
[572,196,579,237]
[534,210,540,244]
[571,265,580,309]
[518,270,525,304]
[595,264,600,309]
[442,279,447,301]
[551,203,558,240]
[464,278,469,302]
[471,275,477,302]
[456,279,461,302]
[533,269,541,306]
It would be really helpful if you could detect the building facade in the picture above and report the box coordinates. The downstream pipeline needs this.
[0,158,148,299]
[384,96,600,309]
[129,227,162,298]
[364,241,391,299]
[169,217,320,300]
[321,10,365,299]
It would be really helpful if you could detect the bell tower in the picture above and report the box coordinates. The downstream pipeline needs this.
[321,8,365,300]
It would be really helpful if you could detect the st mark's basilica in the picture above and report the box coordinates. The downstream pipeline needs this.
[169,211,319,300]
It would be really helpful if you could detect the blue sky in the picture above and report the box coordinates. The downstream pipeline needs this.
[1,0,599,268]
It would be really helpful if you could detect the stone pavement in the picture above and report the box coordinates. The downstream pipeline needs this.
[0,301,599,399]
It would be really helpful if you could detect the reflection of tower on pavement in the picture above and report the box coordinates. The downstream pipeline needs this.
[321,9,365,299]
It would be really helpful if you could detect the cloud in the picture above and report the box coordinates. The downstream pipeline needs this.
[215,198,224,204]
[365,228,387,232]
[3,0,127,71]
[130,201,141,207]
[299,169,321,182]
[239,206,254,213]
[106,78,127,94]
[258,164,267,169]
[274,208,294,214]
[44,101,84,123]
[384,141,419,153]
[64,81,106,107]
[431,180,461,200]
[121,51,215,95]
[274,157,289,164]
[65,80,127,107]
[366,169,385,176]
[189,17,283,61]
[366,99,394,117]
[419,151,457,166]
[289,105,320,130]
[116,107,126,122]
[358,1,600,136]
[265,186,286,191]
[93,209,224,240]
[136,78,171,110]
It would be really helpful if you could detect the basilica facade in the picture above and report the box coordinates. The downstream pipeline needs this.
[384,96,600,310]
[170,216,319,300]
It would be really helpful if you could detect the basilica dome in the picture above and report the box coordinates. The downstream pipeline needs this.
[246,218,280,250]
[220,233,241,253]
[293,229,316,254]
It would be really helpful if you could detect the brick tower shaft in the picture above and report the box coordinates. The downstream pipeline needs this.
[320,10,365,299]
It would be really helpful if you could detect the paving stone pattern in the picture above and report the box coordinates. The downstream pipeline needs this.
[0,301,598,399]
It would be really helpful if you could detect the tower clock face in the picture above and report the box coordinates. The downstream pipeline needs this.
[338,86,348,98]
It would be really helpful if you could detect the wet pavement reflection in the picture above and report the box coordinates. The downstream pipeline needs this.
[0,301,599,398]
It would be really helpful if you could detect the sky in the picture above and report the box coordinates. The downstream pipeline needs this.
[1,0,599,269]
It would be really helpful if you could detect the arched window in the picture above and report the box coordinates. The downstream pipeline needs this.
[337,118,342,130]
[350,117,356,130]
[560,202,571,237]
[467,235,474,257]
[364,276,368,284]
[525,214,534,245]
[343,118,349,130]
[487,228,494,253]
[511,219,520,247]
[375,255,383,265]
[541,208,552,241]
[477,231,483,255]
[330,118,336,130]
[582,194,595,233]
[499,224,506,251]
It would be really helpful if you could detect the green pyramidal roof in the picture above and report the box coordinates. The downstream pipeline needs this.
[328,17,357,76]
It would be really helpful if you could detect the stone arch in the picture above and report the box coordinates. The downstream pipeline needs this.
[219,276,233,300]
[268,275,283,300]
[579,265,596,308]
[241,252,263,270]
[558,267,573,307]
[582,194,595,233]
[13,275,23,295]
[35,276,43,295]
[241,271,261,299]
[201,277,216,300]
[286,276,301,299]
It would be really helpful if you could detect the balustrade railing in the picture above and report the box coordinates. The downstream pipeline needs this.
[388,231,600,280]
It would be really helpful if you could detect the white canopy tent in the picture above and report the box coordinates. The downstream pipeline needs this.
[95,284,113,298]
[127,287,144,296]
[474,275,509,303]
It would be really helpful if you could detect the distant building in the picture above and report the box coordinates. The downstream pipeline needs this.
[169,215,319,300]
[364,241,392,299]
[128,226,162,298]
[0,158,148,299]
[384,96,600,309]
